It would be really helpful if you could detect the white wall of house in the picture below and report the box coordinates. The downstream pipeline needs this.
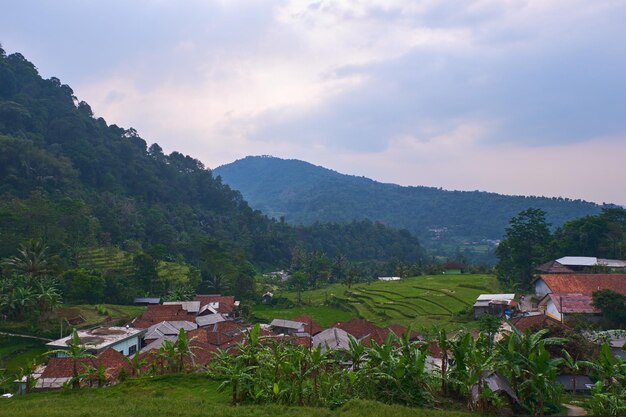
[534,279,552,297]
[112,335,140,355]
[545,300,562,321]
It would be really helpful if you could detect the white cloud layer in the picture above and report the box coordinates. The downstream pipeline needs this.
[2,0,626,204]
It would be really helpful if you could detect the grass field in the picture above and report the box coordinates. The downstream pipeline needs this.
[0,374,474,417]
[254,274,498,332]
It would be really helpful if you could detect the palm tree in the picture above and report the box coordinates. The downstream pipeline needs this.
[519,342,564,417]
[2,239,51,278]
[561,349,593,395]
[35,279,61,313]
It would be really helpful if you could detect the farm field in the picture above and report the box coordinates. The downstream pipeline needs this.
[255,274,498,332]
[0,374,474,417]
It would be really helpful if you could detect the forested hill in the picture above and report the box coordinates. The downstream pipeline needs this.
[214,156,606,257]
[0,46,423,275]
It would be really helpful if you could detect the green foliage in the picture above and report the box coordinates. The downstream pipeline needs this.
[495,208,552,290]
[215,156,605,262]
[592,289,626,327]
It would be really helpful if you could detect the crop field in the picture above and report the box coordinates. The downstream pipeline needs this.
[0,374,474,417]
[77,247,196,285]
[256,274,498,331]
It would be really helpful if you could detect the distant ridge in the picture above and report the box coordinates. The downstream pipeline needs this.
[215,155,607,260]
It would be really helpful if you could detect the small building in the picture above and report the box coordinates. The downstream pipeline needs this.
[269,319,306,335]
[312,327,352,353]
[556,375,594,394]
[538,293,601,322]
[471,371,519,409]
[533,273,626,298]
[473,294,516,319]
[195,313,228,328]
[163,301,201,314]
[46,326,146,357]
[442,261,465,274]
[261,292,273,303]
[133,297,160,306]
[378,276,401,281]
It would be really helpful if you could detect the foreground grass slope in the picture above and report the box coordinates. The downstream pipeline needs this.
[254,274,498,331]
[0,374,473,417]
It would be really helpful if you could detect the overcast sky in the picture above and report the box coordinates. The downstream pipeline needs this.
[2,1,626,205]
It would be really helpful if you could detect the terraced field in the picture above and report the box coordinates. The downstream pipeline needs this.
[258,274,498,331]
[77,247,197,286]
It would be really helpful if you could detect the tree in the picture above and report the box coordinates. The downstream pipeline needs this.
[2,239,51,277]
[287,272,308,304]
[496,208,552,290]
[592,289,626,327]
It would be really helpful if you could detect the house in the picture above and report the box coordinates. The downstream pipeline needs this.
[535,260,574,274]
[442,261,465,274]
[133,297,161,306]
[312,327,352,353]
[270,319,306,335]
[556,375,594,394]
[508,314,565,334]
[538,293,601,322]
[143,320,198,344]
[290,314,323,336]
[378,276,401,281]
[46,326,146,357]
[471,371,519,409]
[261,292,273,303]
[473,294,516,319]
[195,313,228,328]
[163,301,201,314]
[130,304,198,328]
[537,257,626,273]
[533,274,626,298]
[193,295,240,317]
[17,348,132,393]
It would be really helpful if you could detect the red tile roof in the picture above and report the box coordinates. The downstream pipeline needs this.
[536,274,626,296]
[131,304,197,328]
[41,349,131,381]
[544,293,600,314]
[509,315,565,333]
[334,319,381,340]
[290,315,323,335]
[193,295,236,314]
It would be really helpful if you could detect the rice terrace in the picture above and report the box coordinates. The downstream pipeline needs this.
[254,274,498,330]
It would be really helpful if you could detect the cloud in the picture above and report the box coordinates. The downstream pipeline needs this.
[2,0,626,204]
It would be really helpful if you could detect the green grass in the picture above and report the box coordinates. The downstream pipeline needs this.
[252,305,354,328]
[265,275,498,332]
[0,374,475,417]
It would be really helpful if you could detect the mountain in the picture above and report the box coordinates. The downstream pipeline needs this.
[0,46,423,302]
[214,156,607,260]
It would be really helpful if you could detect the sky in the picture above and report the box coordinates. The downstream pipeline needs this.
[2,0,626,205]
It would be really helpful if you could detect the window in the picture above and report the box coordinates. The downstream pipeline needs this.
[128,344,137,355]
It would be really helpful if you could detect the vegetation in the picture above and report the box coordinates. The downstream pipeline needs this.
[496,207,626,289]
[214,155,606,261]
[0,46,426,308]
[0,373,475,417]
[255,274,498,331]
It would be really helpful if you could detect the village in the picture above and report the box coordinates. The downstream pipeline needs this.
[13,254,626,411]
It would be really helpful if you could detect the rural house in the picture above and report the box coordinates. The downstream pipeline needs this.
[46,326,146,357]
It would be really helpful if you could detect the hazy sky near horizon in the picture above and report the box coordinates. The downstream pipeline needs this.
[2,1,626,205]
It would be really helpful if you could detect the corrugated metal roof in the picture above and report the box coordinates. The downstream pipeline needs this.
[476,294,515,301]
[163,301,201,313]
[270,319,305,330]
[557,256,598,266]
[196,314,227,327]
[312,327,352,353]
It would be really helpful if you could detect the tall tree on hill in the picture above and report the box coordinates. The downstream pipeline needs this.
[495,208,552,290]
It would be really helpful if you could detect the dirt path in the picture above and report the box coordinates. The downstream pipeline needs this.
[562,404,587,416]
[0,331,52,342]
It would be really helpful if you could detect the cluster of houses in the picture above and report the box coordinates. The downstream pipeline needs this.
[472,256,626,324]
[17,255,626,398]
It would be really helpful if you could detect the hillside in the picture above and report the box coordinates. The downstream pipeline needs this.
[0,46,423,305]
[215,156,606,260]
